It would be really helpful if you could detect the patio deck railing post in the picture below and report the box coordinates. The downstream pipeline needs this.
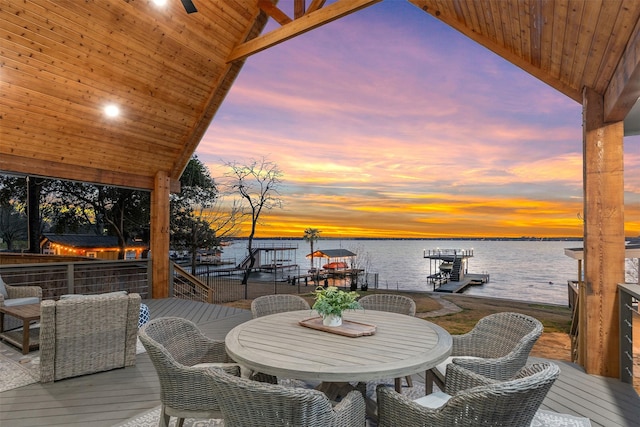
[67,263,75,294]
[169,262,174,297]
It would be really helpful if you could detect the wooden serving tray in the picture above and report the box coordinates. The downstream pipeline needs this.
[299,316,376,337]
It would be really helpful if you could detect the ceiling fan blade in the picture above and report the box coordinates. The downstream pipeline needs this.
[180,0,197,13]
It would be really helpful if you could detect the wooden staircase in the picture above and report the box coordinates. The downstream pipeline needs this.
[237,248,260,269]
[171,262,214,303]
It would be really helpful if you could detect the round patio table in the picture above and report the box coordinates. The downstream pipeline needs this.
[225,309,452,384]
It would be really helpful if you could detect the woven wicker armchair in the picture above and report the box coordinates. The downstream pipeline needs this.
[378,362,560,427]
[0,276,42,331]
[251,294,311,318]
[39,292,140,383]
[426,311,543,394]
[208,365,366,427]
[358,293,416,393]
[250,294,311,384]
[358,294,416,316]
[138,317,242,427]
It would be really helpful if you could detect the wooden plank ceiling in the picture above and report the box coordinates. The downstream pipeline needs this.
[2,0,640,191]
[0,0,266,190]
[410,0,640,127]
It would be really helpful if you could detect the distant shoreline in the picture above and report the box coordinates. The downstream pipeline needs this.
[230,236,585,242]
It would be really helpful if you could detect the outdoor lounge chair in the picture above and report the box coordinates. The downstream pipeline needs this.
[0,275,42,331]
[138,317,242,427]
[208,365,366,427]
[251,294,310,318]
[425,311,543,394]
[358,293,416,392]
[39,292,140,382]
[377,362,560,427]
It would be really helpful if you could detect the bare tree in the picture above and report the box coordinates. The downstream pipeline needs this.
[226,157,283,284]
[206,194,244,243]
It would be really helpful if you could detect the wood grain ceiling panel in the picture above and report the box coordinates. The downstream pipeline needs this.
[548,0,568,83]
[410,0,640,106]
[538,0,554,73]
[0,0,263,189]
[593,3,640,94]
[558,0,585,89]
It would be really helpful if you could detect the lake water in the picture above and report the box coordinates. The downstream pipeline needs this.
[220,239,582,306]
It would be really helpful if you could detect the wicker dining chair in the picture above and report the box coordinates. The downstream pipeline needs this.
[425,311,544,394]
[377,362,560,427]
[138,317,241,427]
[208,365,366,427]
[358,293,416,317]
[251,294,311,318]
[358,293,416,392]
[249,294,311,384]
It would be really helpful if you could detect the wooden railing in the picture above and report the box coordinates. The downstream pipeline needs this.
[171,263,217,303]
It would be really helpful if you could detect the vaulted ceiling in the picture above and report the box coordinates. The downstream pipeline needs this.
[2,0,640,190]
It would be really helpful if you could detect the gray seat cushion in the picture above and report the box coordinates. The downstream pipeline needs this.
[5,297,40,306]
[0,275,8,299]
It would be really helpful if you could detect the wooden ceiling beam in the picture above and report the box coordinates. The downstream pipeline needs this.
[258,0,292,26]
[227,0,381,63]
[604,15,640,122]
[294,0,306,18]
[0,154,155,191]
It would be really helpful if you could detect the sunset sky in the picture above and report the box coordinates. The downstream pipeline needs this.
[196,1,640,239]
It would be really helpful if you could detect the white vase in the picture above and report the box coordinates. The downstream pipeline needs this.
[322,314,343,327]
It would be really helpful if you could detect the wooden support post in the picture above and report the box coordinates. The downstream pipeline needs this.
[150,171,171,298]
[582,87,625,377]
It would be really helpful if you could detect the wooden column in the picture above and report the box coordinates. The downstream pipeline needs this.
[582,87,625,377]
[150,170,171,298]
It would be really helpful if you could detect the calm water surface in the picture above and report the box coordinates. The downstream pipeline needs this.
[221,239,582,306]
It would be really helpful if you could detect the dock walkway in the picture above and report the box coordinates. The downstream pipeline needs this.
[1,298,638,426]
[430,273,490,293]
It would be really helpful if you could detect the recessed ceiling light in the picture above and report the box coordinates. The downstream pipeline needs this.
[153,0,168,7]
[104,104,120,118]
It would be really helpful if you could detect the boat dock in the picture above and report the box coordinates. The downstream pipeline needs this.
[430,273,490,293]
[424,248,489,293]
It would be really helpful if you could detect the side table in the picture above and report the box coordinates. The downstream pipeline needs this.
[0,303,41,354]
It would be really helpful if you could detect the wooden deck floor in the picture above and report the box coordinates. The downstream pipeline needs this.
[1,298,639,426]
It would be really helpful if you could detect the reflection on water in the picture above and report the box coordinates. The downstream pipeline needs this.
[222,239,582,306]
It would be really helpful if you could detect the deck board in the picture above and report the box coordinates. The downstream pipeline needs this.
[1,298,638,426]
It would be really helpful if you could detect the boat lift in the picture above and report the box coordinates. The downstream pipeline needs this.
[424,248,488,292]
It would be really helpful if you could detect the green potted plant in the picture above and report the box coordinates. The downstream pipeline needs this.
[312,286,361,326]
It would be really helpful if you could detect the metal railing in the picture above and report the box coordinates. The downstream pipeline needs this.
[567,280,581,363]
[0,259,150,300]
[0,257,379,305]
[619,283,640,384]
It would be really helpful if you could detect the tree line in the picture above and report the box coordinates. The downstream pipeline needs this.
[0,156,282,276]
